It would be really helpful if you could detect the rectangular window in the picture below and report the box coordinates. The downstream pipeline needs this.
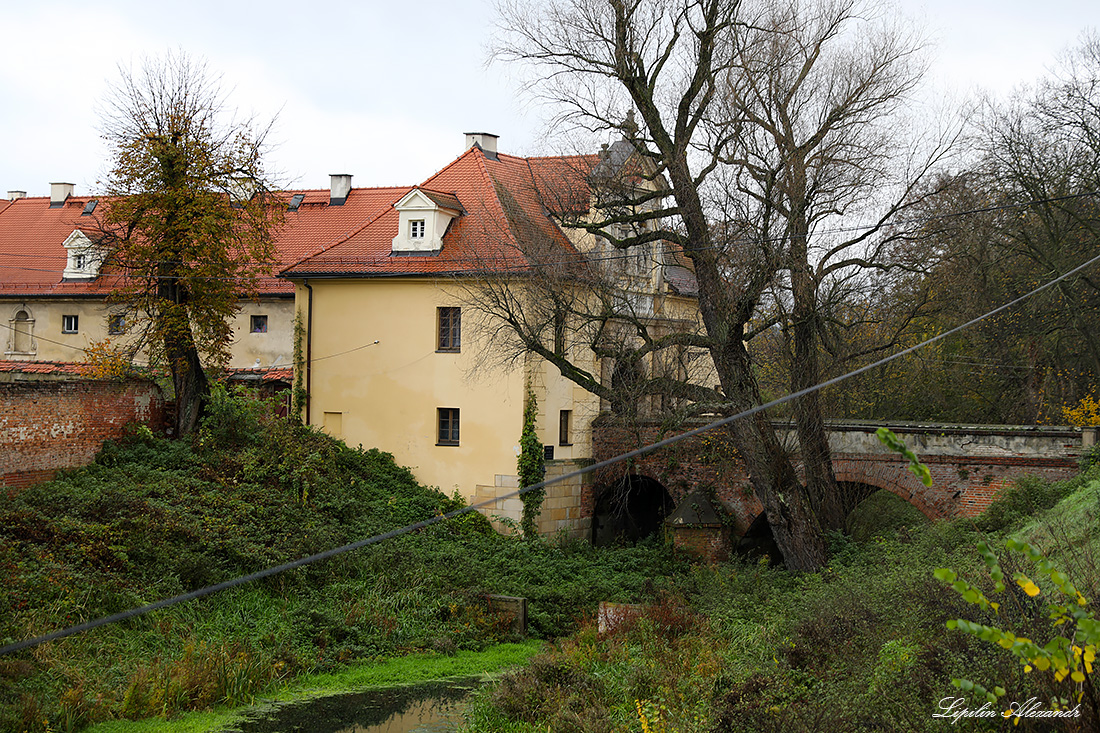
[62,314,78,333]
[410,219,426,239]
[559,409,573,446]
[438,408,460,445]
[437,307,461,352]
[73,253,86,270]
[250,314,268,333]
[107,314,126,335]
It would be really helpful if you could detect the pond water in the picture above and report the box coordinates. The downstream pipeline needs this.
[226,678,482,733]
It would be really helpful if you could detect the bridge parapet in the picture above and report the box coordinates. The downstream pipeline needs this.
[816,421,1082,460]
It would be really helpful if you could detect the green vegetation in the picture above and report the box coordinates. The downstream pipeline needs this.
[464,472,1100,732]
[0,387,684,731]
[6,387,1100,732]
[83,642,540,733]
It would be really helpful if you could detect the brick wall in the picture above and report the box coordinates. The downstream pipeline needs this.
[0,378,166,489]
[593,418,1081,532]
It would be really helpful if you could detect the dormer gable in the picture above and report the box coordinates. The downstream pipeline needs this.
[391,188,463,253]
[62,230,106,280]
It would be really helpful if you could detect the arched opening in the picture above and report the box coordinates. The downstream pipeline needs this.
[845,487,932,542]
[735,511,783,565]
[11,309,33,354]
[591,474,674,546]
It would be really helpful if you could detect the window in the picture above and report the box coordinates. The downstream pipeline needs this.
[250,315,268,333]
[559,409,573,446]
[437,307,461,352]
[107,314,126,335]
[410,219,426,239]
[73,253,86,270]
[62,314,79,333]
[438,408,460,445]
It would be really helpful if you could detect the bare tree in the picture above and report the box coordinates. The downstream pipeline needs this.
[720,0,960,527]
[487,0,960,568]
[494,0,829,570]
[96,51,283,436]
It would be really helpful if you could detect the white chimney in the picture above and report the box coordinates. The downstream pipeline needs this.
[330,174,352,206]
[464,132,499,155]
[227,177,257,203]
[50,182,74,208]
[7,190,26,201]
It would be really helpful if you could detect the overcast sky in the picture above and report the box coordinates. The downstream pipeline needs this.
[0,0,1096,198]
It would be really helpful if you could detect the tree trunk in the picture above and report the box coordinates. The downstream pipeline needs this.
[789,217,846,530]
[159,271,209,437]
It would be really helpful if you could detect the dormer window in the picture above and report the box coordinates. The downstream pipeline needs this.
[62,230,105,280]
[391,188,463,253]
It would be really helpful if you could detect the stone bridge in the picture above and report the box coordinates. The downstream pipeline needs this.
[589,418,1087,538]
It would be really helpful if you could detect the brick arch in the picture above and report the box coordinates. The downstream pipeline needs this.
[833,460,946,520]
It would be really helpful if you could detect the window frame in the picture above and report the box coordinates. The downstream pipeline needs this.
[437,306,461,352]
[250,314,268,334]
[61,314,79,334]
[410,219,426,239]
[107,314,126,335]
[437,407,460,446]
[559,409,573,446]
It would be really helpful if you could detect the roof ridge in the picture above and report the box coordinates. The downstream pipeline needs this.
[420,146,486,189]
[469,144,519,250]
[280,187,412,272]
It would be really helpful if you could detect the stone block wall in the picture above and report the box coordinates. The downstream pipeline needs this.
[473,459,591,539]
[0,377,166,489]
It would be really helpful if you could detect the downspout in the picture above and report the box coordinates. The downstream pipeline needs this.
[304,278,314,426]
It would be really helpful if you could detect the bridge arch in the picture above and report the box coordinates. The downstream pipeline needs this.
[591,474,674,546]
[834,466,940,520]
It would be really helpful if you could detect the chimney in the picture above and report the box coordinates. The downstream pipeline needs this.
[228,177,257,203]
[330,174,352,206]
[50,182,74,208]
[465,132,499,157]
[7,190,26,201]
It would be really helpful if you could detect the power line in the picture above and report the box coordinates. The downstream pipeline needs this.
[4,239,1099,658]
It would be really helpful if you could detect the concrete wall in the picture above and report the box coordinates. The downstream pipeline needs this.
[0,375,166,489]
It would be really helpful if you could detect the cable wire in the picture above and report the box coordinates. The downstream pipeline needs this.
[4,240,1099,657]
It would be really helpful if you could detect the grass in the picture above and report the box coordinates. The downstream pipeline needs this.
[0,388,684,731]
[463,473,1100,732]
[82,641,541,733]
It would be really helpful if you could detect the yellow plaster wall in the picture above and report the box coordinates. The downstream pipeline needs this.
[299,278,595,500]
[2,297,295,370]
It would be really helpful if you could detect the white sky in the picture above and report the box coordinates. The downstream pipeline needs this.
[0,0,1096,198]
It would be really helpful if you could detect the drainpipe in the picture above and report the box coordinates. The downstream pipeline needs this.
[304,279,314,426]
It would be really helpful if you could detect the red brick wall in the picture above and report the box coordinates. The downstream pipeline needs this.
[0,379,166,489]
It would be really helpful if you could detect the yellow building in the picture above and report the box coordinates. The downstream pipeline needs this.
[282,134,707,536]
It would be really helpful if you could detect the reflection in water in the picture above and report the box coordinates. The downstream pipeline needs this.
[229,678,479,733]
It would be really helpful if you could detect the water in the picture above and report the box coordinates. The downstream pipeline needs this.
[226,678,481,733]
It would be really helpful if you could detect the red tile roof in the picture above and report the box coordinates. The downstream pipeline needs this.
[0,186,404,298]
[0,360,90,375]
[283,147,597,277]
[0,146,609,294]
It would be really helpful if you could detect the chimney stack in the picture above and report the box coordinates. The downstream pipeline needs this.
[50,182,74,208]
[464,132,499,157]
[7,190,26,201]
[330,174,352,206]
